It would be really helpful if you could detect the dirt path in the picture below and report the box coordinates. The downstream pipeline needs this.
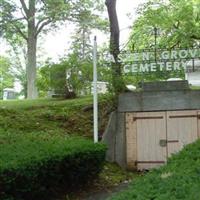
[83,182,130,200]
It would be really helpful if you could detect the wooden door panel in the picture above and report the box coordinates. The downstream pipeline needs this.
[167,110,198,156]
[136,112,167,170]
[126,113,137,169]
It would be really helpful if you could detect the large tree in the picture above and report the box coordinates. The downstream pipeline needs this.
[0,0,71,99]
[129,0,200,50]
[0,0,107,99]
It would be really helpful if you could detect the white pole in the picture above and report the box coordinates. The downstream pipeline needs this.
[93,36,98,143]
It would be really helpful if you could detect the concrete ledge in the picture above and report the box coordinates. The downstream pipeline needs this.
[140,80,190,91]
[118,90,200,112]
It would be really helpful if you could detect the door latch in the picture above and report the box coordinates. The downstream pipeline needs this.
[159,139,167,147]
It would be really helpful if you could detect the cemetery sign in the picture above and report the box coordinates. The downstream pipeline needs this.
[120,48,200,74]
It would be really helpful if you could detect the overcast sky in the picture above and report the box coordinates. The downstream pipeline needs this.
[0,0,147,62]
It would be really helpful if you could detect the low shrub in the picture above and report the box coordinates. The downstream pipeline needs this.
[0,133,106,200]
[109,140,200,200]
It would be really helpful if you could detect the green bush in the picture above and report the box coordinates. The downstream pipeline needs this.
[109,140,200,200]
[0,133,106,200]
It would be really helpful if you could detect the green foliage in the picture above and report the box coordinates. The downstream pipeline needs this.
[125,0,200,84]
[38,55,94,97]
[0,0,71,42]
[129,0,200,50]
[0,56,15,98]
[0,133,106,200]
[109,139,200,200]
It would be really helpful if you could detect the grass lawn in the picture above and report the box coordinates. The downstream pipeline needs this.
[190,85,200,90]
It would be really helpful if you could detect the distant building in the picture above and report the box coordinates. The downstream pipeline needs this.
[3,88,16,100]
[91,81,108,94]
[186,60,200,86]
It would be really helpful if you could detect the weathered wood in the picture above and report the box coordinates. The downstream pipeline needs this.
[136,112,167,170]
[126,113,137,170]
[167,110,198,157]
[126,110,200,170]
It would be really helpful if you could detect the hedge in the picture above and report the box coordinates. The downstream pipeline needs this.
[0,133,106,200]
[109,139,200,200]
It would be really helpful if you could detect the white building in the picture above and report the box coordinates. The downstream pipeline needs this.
[185,60,200,86]
[3,88,16,100]
[91,81,108,94]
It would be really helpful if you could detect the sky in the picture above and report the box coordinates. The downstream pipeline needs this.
[0,0,147,62]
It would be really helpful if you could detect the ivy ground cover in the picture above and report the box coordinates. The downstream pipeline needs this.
[109,140,200,200]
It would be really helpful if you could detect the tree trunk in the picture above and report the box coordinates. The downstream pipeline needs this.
[105,0,120,62]
[105,0,125,94]
[27,0,37,99]
[27,35,37,99]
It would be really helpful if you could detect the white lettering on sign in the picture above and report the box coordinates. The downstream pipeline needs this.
[173,62,181,70]
[161,51,170,59]
[139,63,149,72]
[124,65,131,73]
[166,62,172,71]
[123,61,196,74]
[151,63,157,72]
[182,61,187,70]
[132,64,138,73]
[133,53,139,61]
[179,50,188,59]
[121,48,200,74]
[120,48,200,62]
[142,52,151,60]
[171,50,178,59]
[188,49,198,58]
[158,62,165,71]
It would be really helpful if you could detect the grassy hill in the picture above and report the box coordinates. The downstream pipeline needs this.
[0,95,113,137]
[0,95,137,200]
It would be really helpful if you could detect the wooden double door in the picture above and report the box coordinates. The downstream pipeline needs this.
[126,110,200,170]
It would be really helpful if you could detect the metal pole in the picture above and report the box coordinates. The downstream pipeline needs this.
[93,36,98,143]
[154,27,157,62]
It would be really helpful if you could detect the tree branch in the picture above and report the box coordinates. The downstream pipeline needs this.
[170,40,180,49]
[20,8,28,21]
[191,35,200,40]
[36,19,52,36]
[12,24,28,41]
[35,17,49,32]
[20,0,29,17]
[11,17,27,22]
